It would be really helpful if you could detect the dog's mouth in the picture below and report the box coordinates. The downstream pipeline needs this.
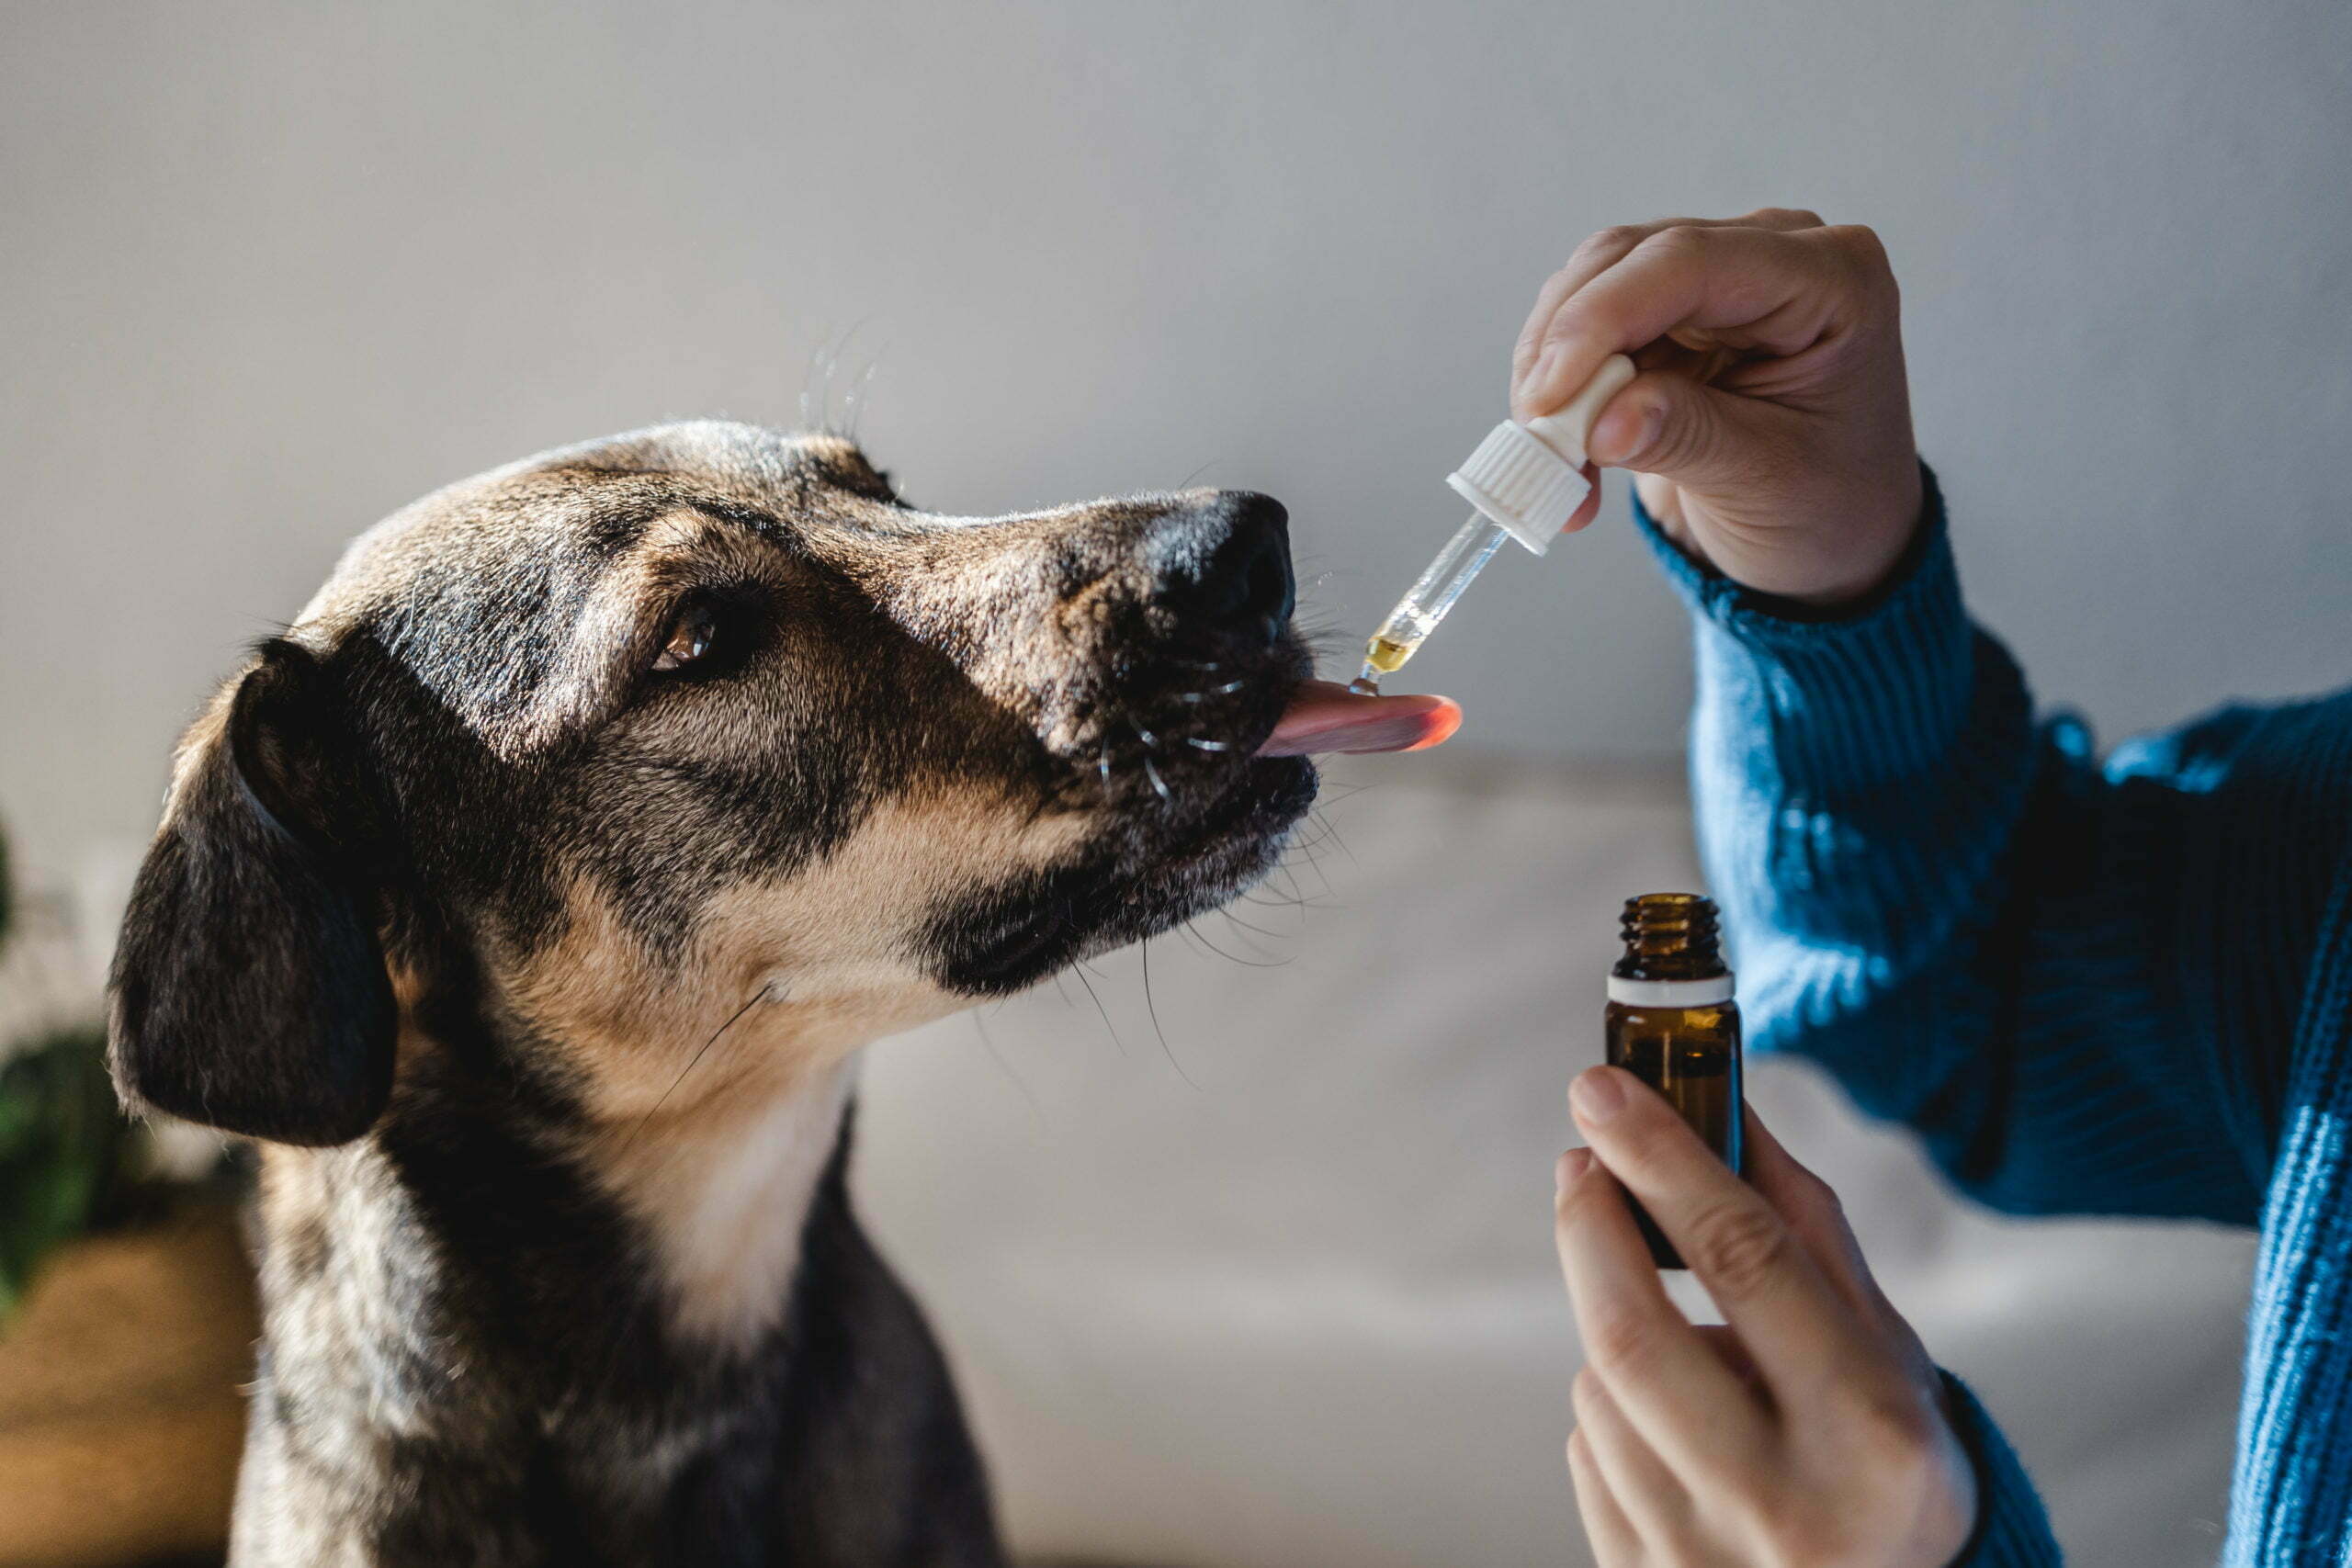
[937,761,1311,994]
[933,659,1462,996]
[1066,655,1461,810]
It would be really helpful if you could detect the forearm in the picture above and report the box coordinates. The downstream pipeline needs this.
[1644,469,2276,1221]
[1676,469,2038,1041]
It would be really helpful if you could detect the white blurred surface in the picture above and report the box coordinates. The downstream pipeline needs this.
[860,755,2253,1566]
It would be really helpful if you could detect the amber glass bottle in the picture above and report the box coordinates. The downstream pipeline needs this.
[1603,893,1743,1269]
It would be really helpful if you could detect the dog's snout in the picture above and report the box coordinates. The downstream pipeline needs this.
[1160,492,1296,643]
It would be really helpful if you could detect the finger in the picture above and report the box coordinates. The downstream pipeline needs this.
[1514,209,1826,368]
[1555,1147,1765,1477]
[1739,1108,1876,1312]
[1586,366,1807,486]
[1520,225,1871,424]
[1513,214,1802,412]
[1566,1427,1642,1565]
[1559,461,1603,535]
[1742,1111,1938,1369]
[1513,220,1704,389]
[1570,1066,1888,1411]
[1690,1322,1764,1393]
[1736,204,1830,233]
[1629,334,1742,384]
[1572,1363,1690,1543]
[1630,472,1684,539]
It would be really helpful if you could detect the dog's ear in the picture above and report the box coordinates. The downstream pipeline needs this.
[108,638,396,1145]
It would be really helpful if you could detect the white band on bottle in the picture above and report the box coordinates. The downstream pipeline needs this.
[1607,975,1735,1006]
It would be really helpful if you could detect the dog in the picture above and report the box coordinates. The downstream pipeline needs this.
[104,420,1348,1565]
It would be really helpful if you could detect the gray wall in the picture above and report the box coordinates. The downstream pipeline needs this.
[5,0,2348,884]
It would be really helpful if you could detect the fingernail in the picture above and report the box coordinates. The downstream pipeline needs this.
[1633,404,1664,459]
[1589,400,1662,467]
[1571,1067,1628,1124]
[1556,1147,1592,1192]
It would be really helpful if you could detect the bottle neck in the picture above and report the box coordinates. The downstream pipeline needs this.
[1612,893,1728,983]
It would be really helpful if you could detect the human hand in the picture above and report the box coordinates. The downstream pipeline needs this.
[1554,1066,1975,1567]
[1512,210,1921,607]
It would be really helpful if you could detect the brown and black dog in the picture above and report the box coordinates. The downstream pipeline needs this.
[105,421,1329,1565]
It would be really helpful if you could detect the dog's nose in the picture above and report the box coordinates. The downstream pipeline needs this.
[1159,492,1296,644]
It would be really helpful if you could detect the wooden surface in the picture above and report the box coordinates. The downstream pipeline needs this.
[0,1203,254,1568]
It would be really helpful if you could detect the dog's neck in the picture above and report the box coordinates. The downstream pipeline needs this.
[240,1031,908,1562]
[253,1020,861,1435]
[587,1054,858,1349]
[239,1022,1007,1562]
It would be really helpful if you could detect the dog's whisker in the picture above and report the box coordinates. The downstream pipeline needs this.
[803,332,836,433]
[616,983,775,1157]
[1141,753,1171,805]
[1070,964,1125,1058]
[842,350,886,440]
[1183,737,1232,752]
[810,318,876,434]
[1289,845,1337,902]
[1219,906,1286,940]
[1133,724,1161,751]
[970,1010,1041,1122]
[1218,919,1291,965]
[1183,919,1290,969]
[1137,940,1198,1091]
[1308,807,1361,870]
[1166,679,1250,704]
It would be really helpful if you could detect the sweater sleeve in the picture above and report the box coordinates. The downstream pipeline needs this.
[1939,1371,2064,1565]
[1637,468,2350,1224]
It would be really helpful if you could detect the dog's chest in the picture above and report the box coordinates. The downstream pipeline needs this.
[594,1061,858,1351]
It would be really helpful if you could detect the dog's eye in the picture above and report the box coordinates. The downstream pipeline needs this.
[652,604,720,672]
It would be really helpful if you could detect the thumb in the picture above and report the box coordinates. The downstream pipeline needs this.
[1586,369,1785,485]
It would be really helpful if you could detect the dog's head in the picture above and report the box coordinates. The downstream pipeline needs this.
[107,423,1322,1145]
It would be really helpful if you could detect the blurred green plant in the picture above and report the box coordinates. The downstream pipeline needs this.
[0,819,168,1315]
[0,1024,141,1314]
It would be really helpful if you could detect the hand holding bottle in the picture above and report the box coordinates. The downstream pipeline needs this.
[1513,209,1923,608]
[1555,1067,1976,1566]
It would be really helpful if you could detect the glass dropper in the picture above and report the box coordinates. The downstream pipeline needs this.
[1348,354,1635,695]
[1350,513,1512,692]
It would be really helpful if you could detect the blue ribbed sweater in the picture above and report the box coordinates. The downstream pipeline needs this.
[1636,470,2352,1566]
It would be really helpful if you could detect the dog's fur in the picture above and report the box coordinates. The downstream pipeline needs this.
[106,423,1315,1565]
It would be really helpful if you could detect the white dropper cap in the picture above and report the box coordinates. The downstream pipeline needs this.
[1443,354,1637,555]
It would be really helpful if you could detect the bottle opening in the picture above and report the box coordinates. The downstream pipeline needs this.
[1612,892,1727,981]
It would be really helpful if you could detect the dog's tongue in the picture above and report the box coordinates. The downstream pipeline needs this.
[1258,680,1463,757]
